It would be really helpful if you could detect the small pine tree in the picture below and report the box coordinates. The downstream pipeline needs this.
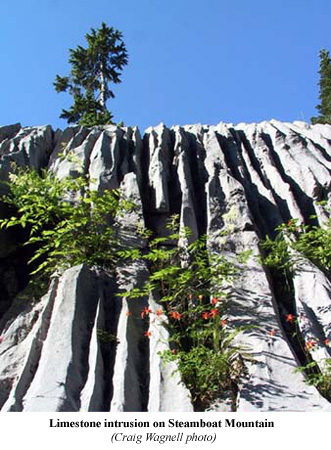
[54,22,128,126]
[311,49,331,125]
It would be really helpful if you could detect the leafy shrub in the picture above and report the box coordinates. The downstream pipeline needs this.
[0,166,130,277]
[295,359,331,401]
[262,216,331,276]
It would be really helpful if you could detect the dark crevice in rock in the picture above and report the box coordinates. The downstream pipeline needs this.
[166,129,181,217]
[114,263,151,412]
[217,130,250,182]
[235,129,269,190]
[81,130,102,177]
[245,134,293,224]
[6,278,59,411]
[216,147,281,239]
[138,324,150,412]
[261,132,318,225]
[99,276,122,411]
[265,264,331,402]
[301,301,331,358]
[264,265,310,367]
[184,131,208,235]
[86,274,120,411]
[228,129,290,233]
[216,130,273,238]
[308,139,331,164]
[0,223,42,322]
[120,130,137,178]
[60,267,101,412]
[113,129,128,186]
[123,306,150,411]
[140,132,153,220]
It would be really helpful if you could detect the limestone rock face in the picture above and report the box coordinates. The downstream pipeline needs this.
[0,120,330,412]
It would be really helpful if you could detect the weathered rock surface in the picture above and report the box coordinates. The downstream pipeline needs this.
[0,120,330,411]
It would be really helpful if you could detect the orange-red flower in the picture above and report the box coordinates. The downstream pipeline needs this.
[209,309,219,318]
[305,340,316,351]
[211,297,219,305]
[141,307,152,319]
[144,331,152,338]
[156,309,163,316]
[220,319,227,326]
[170,311,182,320]
[202,312,210,320]
[285,314,295,323]
[324,338,330,346]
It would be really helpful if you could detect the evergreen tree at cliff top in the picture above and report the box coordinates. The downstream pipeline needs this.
[311,49,331,125]
[54,22,128,126]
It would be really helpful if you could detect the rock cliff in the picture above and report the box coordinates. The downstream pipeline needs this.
[0,120,330,412]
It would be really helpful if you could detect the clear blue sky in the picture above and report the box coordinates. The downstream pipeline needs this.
[1,0,330,131]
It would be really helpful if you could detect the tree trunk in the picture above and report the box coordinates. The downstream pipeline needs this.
[99,62,106,109]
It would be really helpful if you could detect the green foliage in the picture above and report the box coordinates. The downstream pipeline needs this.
[161,345,245,410]
[124,216,251,410]
[54,22,128,126]
[96,328,119,345]
[262,217,331,278]
[0,166,128,277]
[295,359,331,401]
[311,49,331,125]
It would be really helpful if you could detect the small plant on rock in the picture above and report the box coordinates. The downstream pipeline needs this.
[295,359,331,401]
[262,215,331,278]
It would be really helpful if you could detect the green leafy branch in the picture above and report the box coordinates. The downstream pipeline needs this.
[261,215,331,279]
[0,167,129,277]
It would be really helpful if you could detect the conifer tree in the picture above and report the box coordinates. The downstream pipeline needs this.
[311,49,331,125]
[54,23,128,126]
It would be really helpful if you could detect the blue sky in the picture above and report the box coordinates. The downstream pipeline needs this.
[1,0,330,131]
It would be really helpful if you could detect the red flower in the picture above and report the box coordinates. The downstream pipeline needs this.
[287,219,294,227]
[285,314,295,323]
[144,331,152,338]
[269,329,276,336]
[156,309,163,316]
[324,338,330,346]
[211,297,219,305]
[170,311,182,320]
[202,312,210,320]
[141,307,152,319]
[172,349,177,354]
[209,309,219,318]
[220,319,227,326]
[305,340,316,351]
